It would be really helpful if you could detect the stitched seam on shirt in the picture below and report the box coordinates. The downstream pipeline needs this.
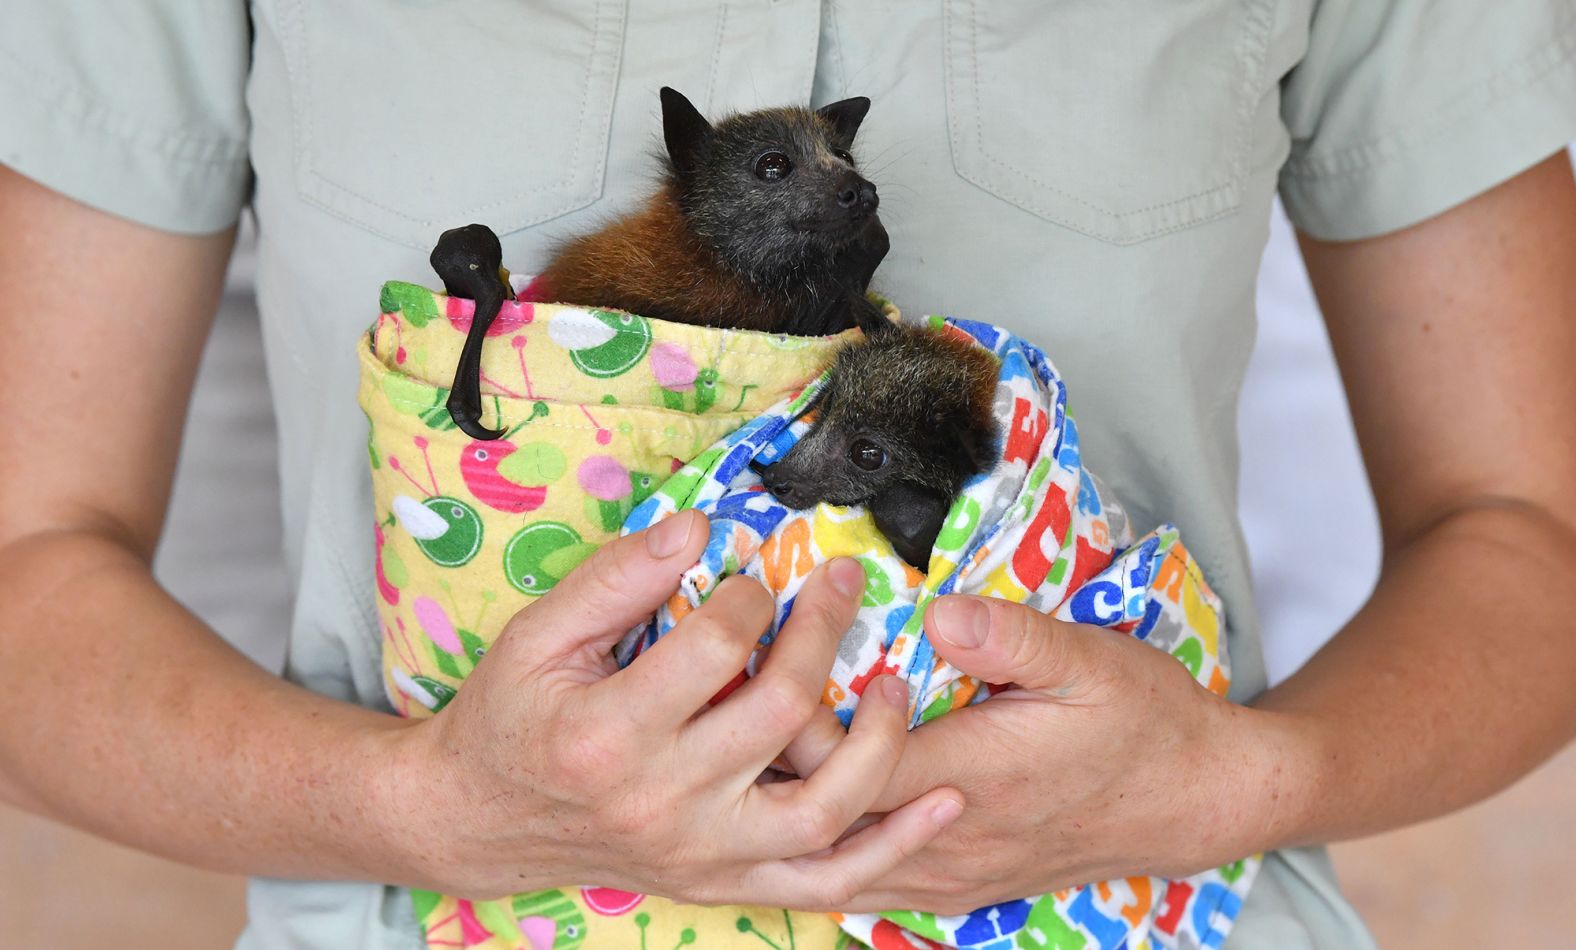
[302,40,588,214]
[826,0,850,97]
[799,1,822,102]
[282,0,310,202]
[941,0,1266,244]
[705,0,729,113]
[290,0,620,224]
[1283,22,1576,182]
[943,0,964,180]
[589,0,626,211]
[325,507,384,689]
[960,1,1260,222]
[0,49,246,166]
[304,14,587,209]
[1231,0,1279,193]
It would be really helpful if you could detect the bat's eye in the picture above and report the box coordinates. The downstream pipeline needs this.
[850,438,887,471]
[754,151,793,181]
[832,148,853,164]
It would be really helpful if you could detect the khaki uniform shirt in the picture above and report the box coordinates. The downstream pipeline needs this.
[4,2,1574,947]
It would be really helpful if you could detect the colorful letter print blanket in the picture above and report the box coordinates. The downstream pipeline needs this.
[615,316,1261,950]
[361,282,1257,950]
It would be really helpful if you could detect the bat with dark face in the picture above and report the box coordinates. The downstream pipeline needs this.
[758,314,1000,569]
[533,86,889,335]
[434,87,890,440]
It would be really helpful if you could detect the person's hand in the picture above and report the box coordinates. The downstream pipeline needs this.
[379,509,965,907]
[784,594,1299,914]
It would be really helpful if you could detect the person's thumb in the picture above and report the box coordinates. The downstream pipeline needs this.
[924,594,1104,694]
[501,508,710,673]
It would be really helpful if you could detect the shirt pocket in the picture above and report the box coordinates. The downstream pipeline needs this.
[277,0,626,249]
[943,0,1275,245]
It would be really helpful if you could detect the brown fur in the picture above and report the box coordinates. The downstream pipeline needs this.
[922,327,1000,435]
[532,185,794,332]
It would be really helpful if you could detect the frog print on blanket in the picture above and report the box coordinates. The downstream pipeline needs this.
[361,284,873,950]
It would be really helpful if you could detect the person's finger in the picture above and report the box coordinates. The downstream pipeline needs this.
[735,786,963,912]
[830,859,959,915]
[780,685,983,814]
[684,557,865,768]
[834,811,883,842]
[738,673,914,858]
[603,573,775,733]
[502,509,708,675]
[842,859,1024,916]
[925,594,1117,693]
[779,704,847,778]
[867,704,997,812]
[833,881,969,916]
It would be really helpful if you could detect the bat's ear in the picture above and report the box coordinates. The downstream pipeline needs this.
[817,96,871,143]
[961,423,998,474]
[661,87,713,177]
[931,399,997,477]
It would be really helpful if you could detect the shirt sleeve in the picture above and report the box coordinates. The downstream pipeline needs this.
[1279,0,1576,241]
[0,2,252,234]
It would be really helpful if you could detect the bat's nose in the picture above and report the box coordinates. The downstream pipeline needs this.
[755,463,800,505]
[835,173,878,214]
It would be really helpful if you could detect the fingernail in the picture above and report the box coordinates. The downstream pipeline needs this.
[930,797,963,828]
[646,511,695,558]
[880,675,909,707]
[932,597,988,649]
[828,557,867,600]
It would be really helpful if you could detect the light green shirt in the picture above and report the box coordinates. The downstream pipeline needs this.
[3,2,1574,947]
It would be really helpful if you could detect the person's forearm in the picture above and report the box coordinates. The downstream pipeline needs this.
[1252,498,1576,847]
[0,527,418,883]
